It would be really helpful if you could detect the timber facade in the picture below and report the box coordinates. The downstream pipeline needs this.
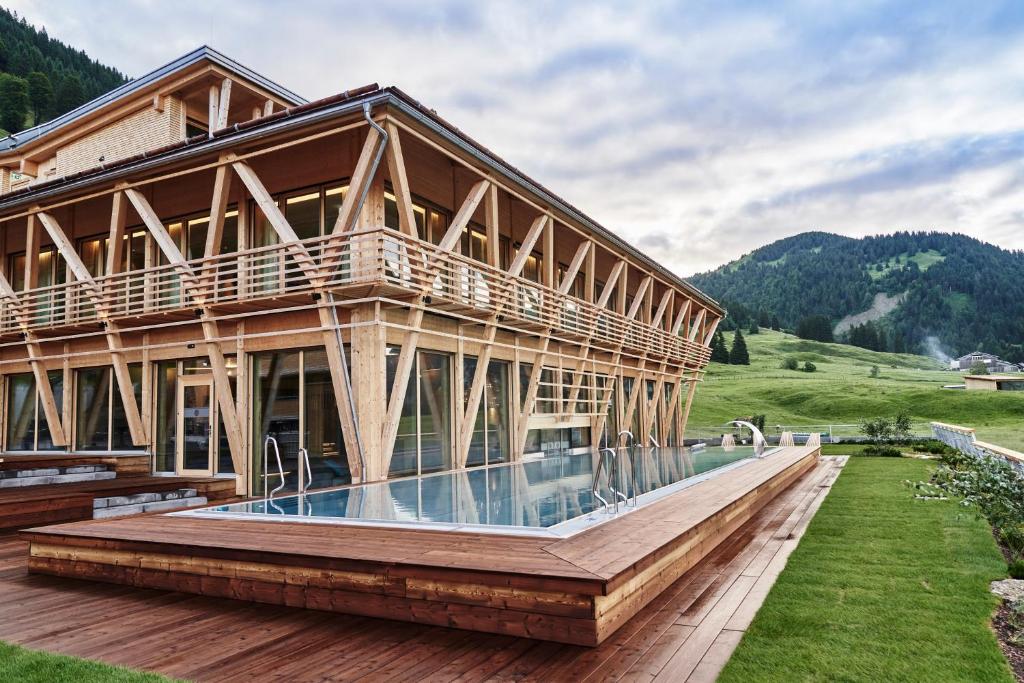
[0,48,723,497]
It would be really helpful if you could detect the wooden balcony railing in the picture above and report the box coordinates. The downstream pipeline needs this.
[0,228,711,368]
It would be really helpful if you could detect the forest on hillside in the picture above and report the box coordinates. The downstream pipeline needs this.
[687,231,1024,363]
[0,7,127,134]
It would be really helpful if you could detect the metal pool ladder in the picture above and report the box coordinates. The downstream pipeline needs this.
[264,438,288,501]
[592,447,623,514]
[298,447,313,516]
[618,430,638,507]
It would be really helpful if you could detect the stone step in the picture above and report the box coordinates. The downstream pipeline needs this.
[0,470,117,488]
[94,488,205,509]
[93,495,208,520]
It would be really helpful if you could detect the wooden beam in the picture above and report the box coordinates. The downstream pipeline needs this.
[208,86,218,135]
[559,241,591,295]
[383,122,417,238]
[440,180,489,252]
[703,316,722,346]
[125,189,246,476]
[543,217,555,290]
[202,159,234,287]
[380,182,497,473]
[0,269,65,446]
[263,99,274,117]
[224,163,363,480]
[105,191,128,277]
[216,78,232,130]
[651,290,673,329]
[671,299,691,336]
[333,126,383,235]
[37,211,147,446]
[484,184,499,268]
[687,308,707,343]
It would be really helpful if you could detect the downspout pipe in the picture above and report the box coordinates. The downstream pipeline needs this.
[324,101,388,482]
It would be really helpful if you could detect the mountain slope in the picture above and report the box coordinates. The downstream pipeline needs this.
[687,231,1024,362]
[0,7,127,132]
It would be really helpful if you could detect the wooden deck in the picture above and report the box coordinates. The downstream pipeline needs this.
[0,454,237,531]
[24,446,820,647]
[1,455,846,681]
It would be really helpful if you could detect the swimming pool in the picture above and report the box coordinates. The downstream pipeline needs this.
[181,446,766,537]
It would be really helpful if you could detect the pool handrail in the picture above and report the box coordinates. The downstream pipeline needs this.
[617,430,638,507]
[264,435,287,502]
[592,448,614,513]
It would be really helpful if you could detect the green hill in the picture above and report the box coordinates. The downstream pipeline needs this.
[687,231,1024,363]
[0,7,127,134]
[689,329,1024,450]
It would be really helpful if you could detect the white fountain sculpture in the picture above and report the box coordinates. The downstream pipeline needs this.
[720,434,736,450]
[729,421,768,457]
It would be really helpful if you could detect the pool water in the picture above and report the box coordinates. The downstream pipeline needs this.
[186,446,760,535]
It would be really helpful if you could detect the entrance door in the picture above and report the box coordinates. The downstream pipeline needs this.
[177,375,215,476]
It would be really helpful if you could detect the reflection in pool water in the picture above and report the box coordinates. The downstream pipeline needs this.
[189,446,761,533]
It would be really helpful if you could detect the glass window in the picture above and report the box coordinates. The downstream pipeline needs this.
[155,361,177,472]
[4,371,62,452]
[386,346,454,477]
[75,367,110,451]
[252,351,301,495]
[463,357,510,467]
[285,192,322,240]
[303,349,351,488]
[75,365,143,451]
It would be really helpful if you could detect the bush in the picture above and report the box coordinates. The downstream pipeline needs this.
[869,365,880,378]
[912,440,955,455]
[861,417,894,443]
[802,361,816,373]
[780,357,799,371]
[1010,559,1024,580]
[1001,523,1024,558]
[863,445,902,457]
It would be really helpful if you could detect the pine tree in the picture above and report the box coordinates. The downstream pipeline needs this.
[710,330,730,363]
[770,315,780,331]
[52,74,85,117]
[748,319,759,334]
[0,74,29,132]
[729,329,750,365]
[26,71,51,123]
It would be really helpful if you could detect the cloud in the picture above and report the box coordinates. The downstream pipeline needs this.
[7,0,1024,275]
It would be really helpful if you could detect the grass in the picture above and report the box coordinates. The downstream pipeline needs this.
[719,457,1014,682]
[0,642,172,682]
[868,249,946,279]
[692,330,1024,450]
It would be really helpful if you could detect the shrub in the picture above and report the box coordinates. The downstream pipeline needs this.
[861,417,894,443]
[912,440,955,455]
[893,411,912,442]
[802,361,816,373]
[1001,523,1024,558]
[779,357,798,371]
[863,445,902,457]
[931,452,1024,532]
[1010,559,1024,580]
[869,365,880,378]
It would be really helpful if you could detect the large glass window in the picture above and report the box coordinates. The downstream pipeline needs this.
[74,365,143,451]
[251,348,351,495]
[463,357,511,467]
[4,371,62,451]
[386,346,454,477]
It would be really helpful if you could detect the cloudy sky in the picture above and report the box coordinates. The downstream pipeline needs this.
[8,0,1024,276]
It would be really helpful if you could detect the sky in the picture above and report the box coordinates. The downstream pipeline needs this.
[8,0,1024,276]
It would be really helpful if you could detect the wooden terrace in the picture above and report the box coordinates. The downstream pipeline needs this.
[24,446,820,648]
[4,452,845,681]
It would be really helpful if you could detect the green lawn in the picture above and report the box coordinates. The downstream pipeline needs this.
[719,457,1013,682]
[0,642,171,683]
[691,330,1024,450]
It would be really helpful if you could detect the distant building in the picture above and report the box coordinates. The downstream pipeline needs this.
[963,375,1024,391]
[951,352,1021,373]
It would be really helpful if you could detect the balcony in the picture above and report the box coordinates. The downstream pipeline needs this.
[0,228,710,369]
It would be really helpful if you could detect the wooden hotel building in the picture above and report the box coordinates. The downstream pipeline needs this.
[0,47,723,495]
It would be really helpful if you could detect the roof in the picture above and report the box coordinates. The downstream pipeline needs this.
[963,374,1024,381]
[0,83,721,313]
[0,46,306,154]
[957,351,999,360]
